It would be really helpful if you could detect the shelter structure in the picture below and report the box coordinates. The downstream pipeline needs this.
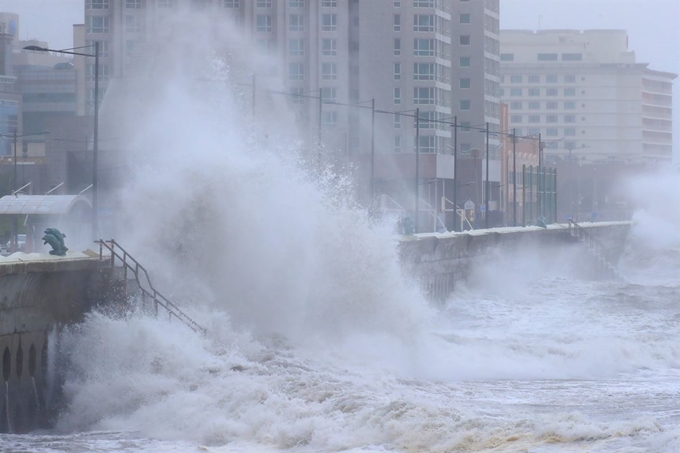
[0,194,91,253]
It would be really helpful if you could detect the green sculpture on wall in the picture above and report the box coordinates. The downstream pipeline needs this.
[42,228,68,256]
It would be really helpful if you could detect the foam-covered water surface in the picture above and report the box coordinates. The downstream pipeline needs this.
[4,20,679,452]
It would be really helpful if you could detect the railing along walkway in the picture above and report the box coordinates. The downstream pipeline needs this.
[567,220,623,280]
[96,239,206,334]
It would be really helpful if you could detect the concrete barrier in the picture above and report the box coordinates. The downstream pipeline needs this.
[0,254,125,433]
[399,222,631,302]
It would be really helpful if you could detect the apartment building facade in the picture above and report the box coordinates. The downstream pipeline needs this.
[83,0,500,230]
[500,29,676,164]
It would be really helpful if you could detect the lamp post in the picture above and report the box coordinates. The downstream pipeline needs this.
[415,107,420,234]
[25,43,100,240]
[451,116,458,232]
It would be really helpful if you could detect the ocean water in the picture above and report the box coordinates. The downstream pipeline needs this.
[3,30,678,452]
[2,234,679,453]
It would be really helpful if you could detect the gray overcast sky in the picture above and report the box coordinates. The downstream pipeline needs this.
[2,0,680,157]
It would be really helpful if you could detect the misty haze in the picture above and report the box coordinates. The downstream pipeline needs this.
[0,1,678,452]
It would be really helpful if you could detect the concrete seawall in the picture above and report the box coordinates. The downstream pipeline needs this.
[0,222,631,433]
[0,255,125,433]
[398,222,631,301]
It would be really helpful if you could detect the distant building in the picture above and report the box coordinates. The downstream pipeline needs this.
[82,0,501,231]
[500,29,676,164]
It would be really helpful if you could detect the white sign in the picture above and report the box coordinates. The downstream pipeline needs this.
[464,199,475,210]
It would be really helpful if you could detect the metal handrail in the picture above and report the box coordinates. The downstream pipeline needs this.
[96,239,206,334]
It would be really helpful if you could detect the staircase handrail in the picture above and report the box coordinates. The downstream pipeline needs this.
[96,239,206,334]
[567,219,608,252]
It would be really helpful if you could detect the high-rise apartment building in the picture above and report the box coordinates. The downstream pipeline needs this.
[500,29,676,163]
[84,0,501,229]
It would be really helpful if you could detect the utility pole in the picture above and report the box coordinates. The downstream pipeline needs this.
[12,128,17,252]
[485,122,490,229]
[92,41,99,241]
[317,88,322,168]
[370,98,375,206]
[452,116,458,232]
[512,128,517,227]
[415,108,420,234]
[537,132,542,219]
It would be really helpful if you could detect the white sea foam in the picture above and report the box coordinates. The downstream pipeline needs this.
[8,13,680,453]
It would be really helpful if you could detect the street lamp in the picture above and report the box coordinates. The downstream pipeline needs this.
[25,43,100,240]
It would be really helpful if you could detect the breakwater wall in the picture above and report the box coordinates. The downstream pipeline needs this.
[0,256,125,433]
[398,222,632,301]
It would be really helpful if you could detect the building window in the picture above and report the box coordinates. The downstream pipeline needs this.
[87,63,109,81]
[394,114,401,129]
[256,38,275,54]
[510,75,522,84]
[289,0,303,6]
[547,101,558,109]
[87,16,110,33]
[543,75,557,84]
[414,15,435,32]
[528,101,540,109]
[289,62,304,80]
[500,53,514,61]
[256,0,271,6]
[322,14,337,31]
[322,38,337,56]
[394,136,401,153]
[537,53,558,61]
[414,87,435,104]
[321,0,336,5]
[528,75,539,83]
[547,115,558,123]
[394,87,401,105]
[414,63,435,81]
[125,0,141,8]
[528,115,540,123]
[223,0,239,7]
[87,40,110,57]
[528,88,540,96]
[511,115,523,123]
[289,38,304,56]
[460,13,470,24]
[394,14,401,32]
[459,35,471,46]
[322,111,338,127]
[289,14,304,32]
[510,101,522,109]
[562,53,583,61]
[460,78,471,89]
[564,127,576,136]
[510,88,522,96]
[546,128,558,136]
[564,75,576,83]
[459,56,471,67]
[125,15,141,33]
[393,0,401,6]
[564,115,576,123]
[564,88,576,96]
[414,0,435,6]
[416,136,435,154]
[86,0,109,9]
[322,62,337,80]
[546,88,558,96]
[414,38,435,56]
[460,100,471,110]
[256,15,272,32]
[564,101,576,109]
[158,0,177,7]
[125,40,136,57]
[394,38,401,56]
[391,63,401,81]
[291,87,304,105]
